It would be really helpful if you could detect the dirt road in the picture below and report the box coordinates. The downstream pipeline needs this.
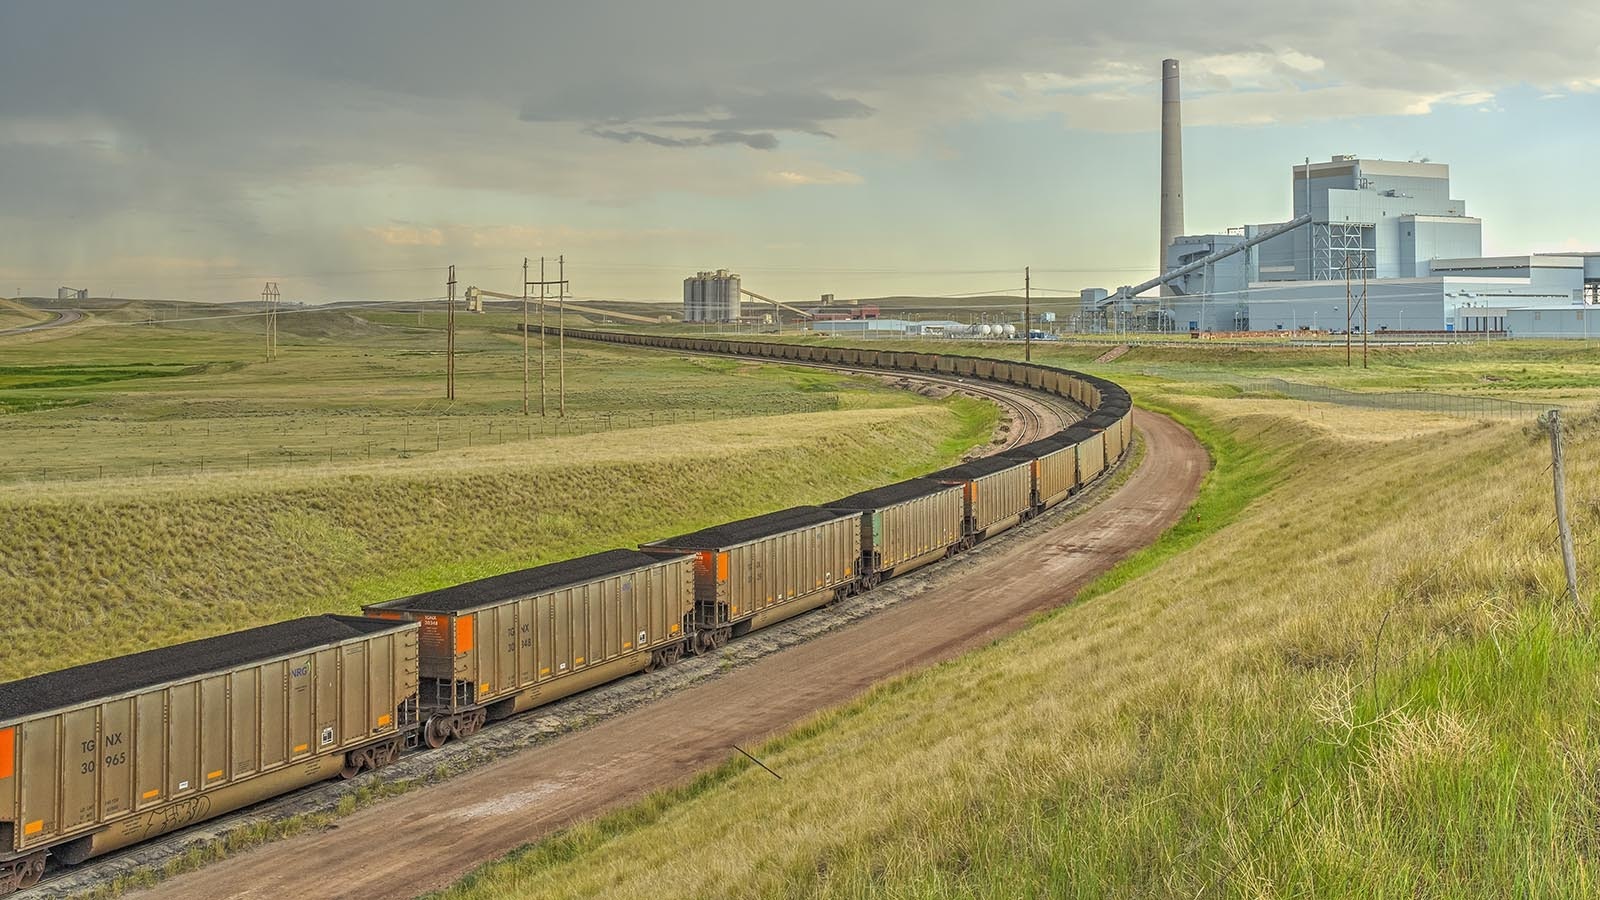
[144,409,1206,900]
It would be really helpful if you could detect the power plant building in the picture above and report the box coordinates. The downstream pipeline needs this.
[1257,157,1481,282]
[1092,58,1600,336]
[683,270,741,322]
[1157,156,1600,334]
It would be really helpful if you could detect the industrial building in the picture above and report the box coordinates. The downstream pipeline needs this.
[1259,157,1481,282]
[813,319,968,338]
[682,270,741,322]
[1081,59,1600,337]
[1164,156,1536,333]
[1155,156,1599,334]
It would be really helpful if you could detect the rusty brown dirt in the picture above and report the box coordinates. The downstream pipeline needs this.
[142,409,1206,900]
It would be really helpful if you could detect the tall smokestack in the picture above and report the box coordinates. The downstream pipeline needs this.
[1159,58,1184,297]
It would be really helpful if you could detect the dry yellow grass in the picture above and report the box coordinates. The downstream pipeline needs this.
[438,399,1600,899]
[0,404,986,682]
[0,298,50,332]
[1175,396,1468,443]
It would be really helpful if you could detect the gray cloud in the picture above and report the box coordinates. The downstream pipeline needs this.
[532,87,874,149]
[584,127,781,150]
[0,0,1596,298]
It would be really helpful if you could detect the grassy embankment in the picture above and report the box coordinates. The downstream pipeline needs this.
[0,302,938,478]
[0,308,997,680]
[439,340,1600,899]
[0,298,51,333]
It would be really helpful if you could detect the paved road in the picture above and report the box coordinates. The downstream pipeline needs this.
[142,409,1207,900]
[0,308,83,337]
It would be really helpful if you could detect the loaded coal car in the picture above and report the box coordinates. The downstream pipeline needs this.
[824,479,964,586]
[1082,408,1131,457]
[1001,434,1081,510]
[364,549,695,749]
[1063,423,1108,482]
[0,615,418,892]
[641,506,860,647]
[925,456,1034,546]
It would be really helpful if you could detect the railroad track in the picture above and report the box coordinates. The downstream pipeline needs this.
[648,343,1081,452]
[848,367,1065,454]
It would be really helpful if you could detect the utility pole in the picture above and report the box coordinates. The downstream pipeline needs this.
[523,259,570,417]
[540,257,547,416]
[1344,256,1352,367]
[446,265,456,400]
[1547,409,1590,627]
[1361,262,1368,369]
[262,283,270,361]
[522,257,530,416]
[261,282,279,361]
[1024,266,1032,362]
[558,254,566,417]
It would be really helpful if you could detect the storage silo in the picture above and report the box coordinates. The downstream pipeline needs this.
[682,270,743,322]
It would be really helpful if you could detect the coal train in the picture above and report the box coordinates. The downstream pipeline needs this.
[0,334,1131,893]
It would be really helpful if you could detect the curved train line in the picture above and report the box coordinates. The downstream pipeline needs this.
[3,334,1131,896]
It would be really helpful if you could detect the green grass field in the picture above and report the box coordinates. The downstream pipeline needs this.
[0,304,997,680]
[718,332,1600,402]
[435,336,1600,899]
[0,303,946,482]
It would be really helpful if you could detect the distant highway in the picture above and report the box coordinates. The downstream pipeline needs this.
[0,308,83,337]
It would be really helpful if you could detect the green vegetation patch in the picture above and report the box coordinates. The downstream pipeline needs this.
[0,363,204,391]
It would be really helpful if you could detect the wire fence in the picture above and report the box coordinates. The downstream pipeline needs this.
[1231,377,1550,420]
[0,395,843,486]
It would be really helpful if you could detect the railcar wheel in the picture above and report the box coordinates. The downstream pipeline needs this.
[7,853,45,891]
[340,750,366,780]
[424,716,452,750]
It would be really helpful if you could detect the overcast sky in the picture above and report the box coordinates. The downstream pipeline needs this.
[1,1,1597,304]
